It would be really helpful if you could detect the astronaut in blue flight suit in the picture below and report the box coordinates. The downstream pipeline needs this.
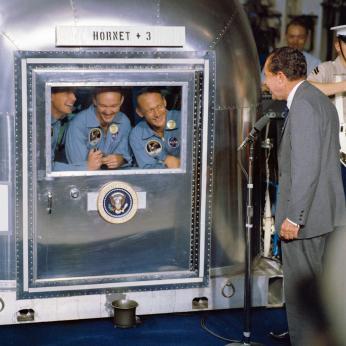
[130,87,180,169]
[65,86,132,170]
[50,87,77,171]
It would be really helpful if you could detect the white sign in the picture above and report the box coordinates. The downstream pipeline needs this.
[87,191,146,211]
[56,26,185,47]
[0,185,8,232]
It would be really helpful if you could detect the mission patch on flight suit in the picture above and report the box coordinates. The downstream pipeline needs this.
[89,127,102,147]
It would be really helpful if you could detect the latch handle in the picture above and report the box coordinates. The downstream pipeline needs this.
[47,191,53,214]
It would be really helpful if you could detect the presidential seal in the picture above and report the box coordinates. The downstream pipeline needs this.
[97,181,138,224]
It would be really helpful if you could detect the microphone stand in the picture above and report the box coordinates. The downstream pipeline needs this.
[226,139,264,346]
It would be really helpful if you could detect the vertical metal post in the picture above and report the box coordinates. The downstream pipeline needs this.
[244,141,254,344]
[227,141,263,346]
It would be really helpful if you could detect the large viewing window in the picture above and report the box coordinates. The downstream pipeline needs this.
[48,84,185,176]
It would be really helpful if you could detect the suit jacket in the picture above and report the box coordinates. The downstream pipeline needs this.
[275,81,346,238]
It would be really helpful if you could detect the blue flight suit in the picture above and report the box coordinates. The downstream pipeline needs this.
[65,105,132,170]
[129,110,180,168]
[51,116,76,171]
[51,117,62,162]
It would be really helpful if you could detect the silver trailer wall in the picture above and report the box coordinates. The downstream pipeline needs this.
[0,0,270,324]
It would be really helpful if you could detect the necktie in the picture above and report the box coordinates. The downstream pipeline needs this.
[280,105,289,136]
[282,105,289,118]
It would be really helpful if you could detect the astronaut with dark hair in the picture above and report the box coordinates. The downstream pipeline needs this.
[51,87,76,171]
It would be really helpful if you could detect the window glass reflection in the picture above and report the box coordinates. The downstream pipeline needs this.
[50,86,182,172]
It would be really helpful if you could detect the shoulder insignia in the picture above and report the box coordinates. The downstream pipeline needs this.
[168,136,179,148]
[313,66,319,75]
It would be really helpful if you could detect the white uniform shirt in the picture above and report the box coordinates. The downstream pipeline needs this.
[308,56,346,122]
[302,51,321,76]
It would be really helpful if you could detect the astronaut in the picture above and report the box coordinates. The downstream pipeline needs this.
[65,86,132,170]
[129,87,180,169]
[50,87,76,170]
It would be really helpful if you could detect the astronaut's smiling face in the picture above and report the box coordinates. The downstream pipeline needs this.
[136,92,167,133]
[94,92,124,127]
[51,90,76,119]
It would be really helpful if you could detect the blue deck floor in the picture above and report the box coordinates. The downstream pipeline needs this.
[0,307,289,345]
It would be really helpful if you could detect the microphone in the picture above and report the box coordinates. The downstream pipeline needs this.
[237,115,271,151]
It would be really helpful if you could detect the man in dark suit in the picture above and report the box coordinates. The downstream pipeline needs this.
[263,47,346,346]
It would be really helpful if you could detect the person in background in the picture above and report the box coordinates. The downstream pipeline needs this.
[308,24,346,198]
[284,16,321,75]
[65,86,132,171]
[261,17,321,85]
[263,46,346,346]
[129,87,180,169]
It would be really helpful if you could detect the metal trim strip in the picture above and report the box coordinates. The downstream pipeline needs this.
[26,58,205,65]
[198,59,210,277]
[28,277,203,293]
[21,59,29,292]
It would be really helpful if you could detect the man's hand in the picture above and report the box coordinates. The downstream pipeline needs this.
[164,155,180,168]
[87,149,103,170]
[280,218,300,240]
[101,154,124,169]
